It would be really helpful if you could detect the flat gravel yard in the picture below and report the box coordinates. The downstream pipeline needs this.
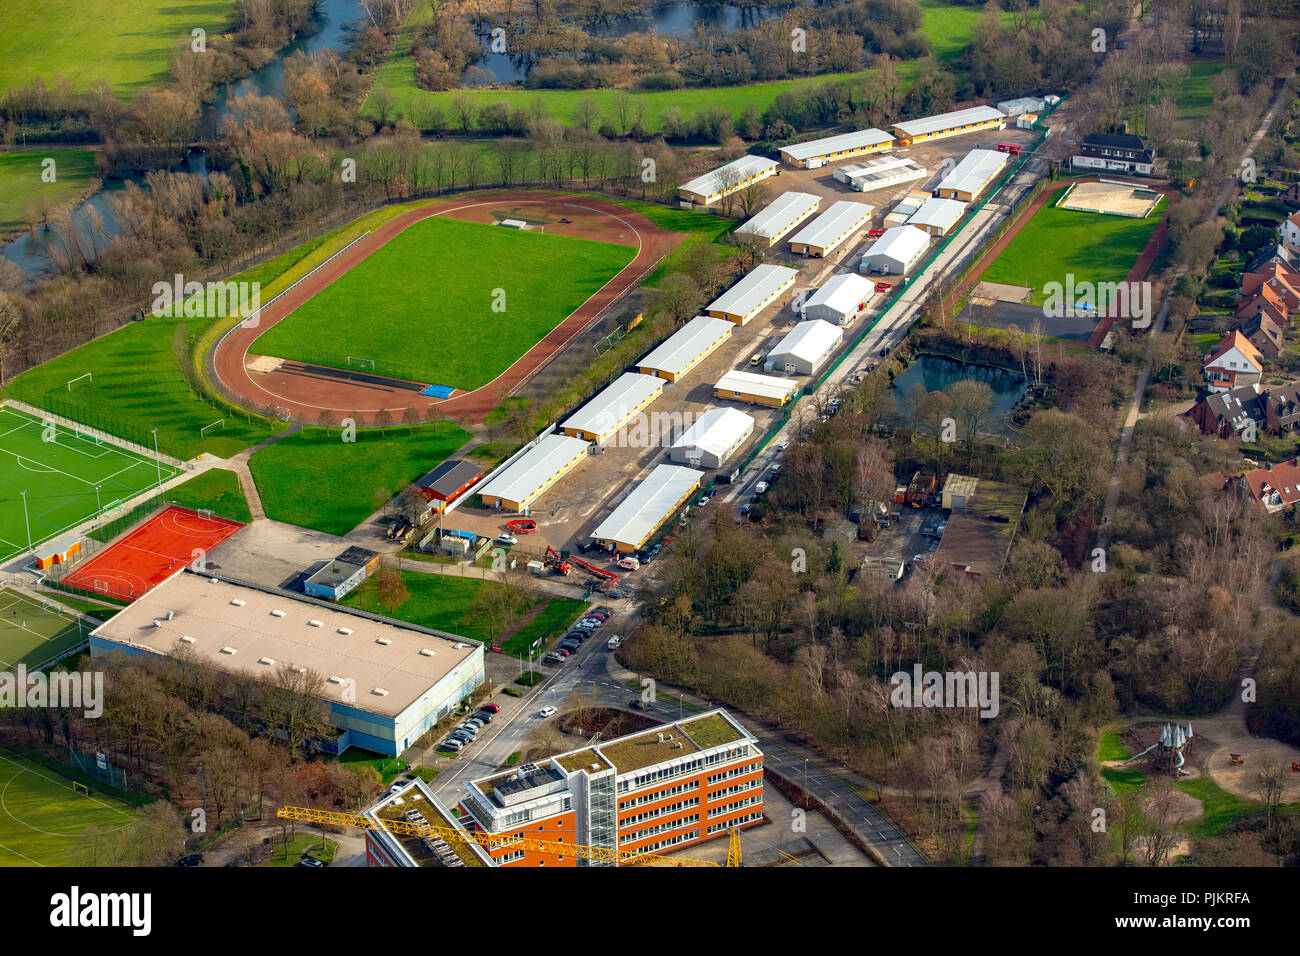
[250,216,636,392]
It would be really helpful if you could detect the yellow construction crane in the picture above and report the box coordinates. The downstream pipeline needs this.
[278,805,742,867]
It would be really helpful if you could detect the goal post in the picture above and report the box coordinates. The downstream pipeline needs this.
[200,418,225,437]
[73,782,90,796]
[347,356,375,370]
[65,372,93,391]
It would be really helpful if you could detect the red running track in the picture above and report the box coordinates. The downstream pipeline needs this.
[62,506,245,601]
[211,191,682,425]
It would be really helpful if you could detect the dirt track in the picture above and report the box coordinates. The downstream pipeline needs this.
[210,191,680,425]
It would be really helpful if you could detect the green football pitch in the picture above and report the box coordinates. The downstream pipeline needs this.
[250,216,637,392]
[0,589,90,670]
[0,750,139,866]
[0,405,179,563]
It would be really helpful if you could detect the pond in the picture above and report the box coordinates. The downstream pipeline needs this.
[4,0,363,279]
[888,355,1028,437]
[470,2,788,84]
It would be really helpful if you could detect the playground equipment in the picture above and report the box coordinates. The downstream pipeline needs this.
[1120,722,1194,776]
[1230,753,1244,766]
[505,518,537,535]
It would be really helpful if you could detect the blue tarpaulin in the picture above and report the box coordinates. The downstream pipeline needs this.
[421,384,455,398]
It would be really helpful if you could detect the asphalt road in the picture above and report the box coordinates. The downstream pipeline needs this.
[430,619,928,866]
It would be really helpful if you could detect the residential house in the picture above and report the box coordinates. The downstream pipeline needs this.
[1070,132,1155,175]
[1250,244,1297,274]
[1236,281,1290,329]
[1241,312,1284,359]
[1264,382,1300,435]
[1281,182,1300,208]
[1185,383,1265,438]
[1202,331,1263,393]
[1240,261,1300,315]
[1240,459,1300,514]
[1282,210,1300,256]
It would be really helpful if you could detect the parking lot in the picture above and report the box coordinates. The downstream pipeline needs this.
[861,505,948,570]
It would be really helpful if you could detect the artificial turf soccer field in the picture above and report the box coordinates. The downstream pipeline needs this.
[249,216,637,392]
[0,406,179,563]
[0,588,89,670]
[0,750,139,866]
[979,197,1165,303]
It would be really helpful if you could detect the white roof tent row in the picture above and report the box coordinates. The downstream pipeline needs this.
[636,315,733,381]
[778,128,894,166]
[562,372,664,444]
[735,191,822,243]
[477,434,591,508]
[858,224,931,276]
[800,273,876,324]
[591,464,703,552]
[833,156,928,193]
[997,96,1048,116]
[678,155,780,205]
[935,148,1009,200]
[706,263,798,325]
[788,201,874,256]
[669,407,755,469]
[892,105,1006,142]
[766,319,844,376]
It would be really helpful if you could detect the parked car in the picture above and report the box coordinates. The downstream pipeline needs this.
[749,353,763,366]
[616,556,640,571]
[389,782,405,794]
[441,738,464,751]
[575,618,600,630]
[462,717,484,729]
[176,854,204,867]
[538,706,557,718]
[472,711,493,724]
[608,589,624,599]
[552,647,571,658]
[607,635,622,649]
[776,441,789,452]
[481,703,501,713]
[587,610,610,621]
[296,856,326,868]
[697,495,711,507]
[543,653,565,665]
[629,698,648,711]
[496,533,518,545]
[558,641,580,652]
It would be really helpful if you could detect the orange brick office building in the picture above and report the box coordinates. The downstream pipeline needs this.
[457,709,764,866]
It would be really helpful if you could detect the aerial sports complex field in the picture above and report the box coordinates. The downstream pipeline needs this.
[0,749,141,866]
[0,406,178,564]
[215,192,678,424]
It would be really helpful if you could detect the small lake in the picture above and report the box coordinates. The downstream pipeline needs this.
[888,355,1028,436]
[471,2,787,84]
[4,0,363,279]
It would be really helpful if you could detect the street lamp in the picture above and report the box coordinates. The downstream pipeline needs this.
[20,490,32,552]
[95,484,102,527]
[803,758,808,808]
[151,429,161,489]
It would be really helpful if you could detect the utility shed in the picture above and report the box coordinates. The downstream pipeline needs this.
[477,434,591,511]
[788,201,873,257]
[714,369,800,407]
[934,148,1009,202]
[677,155,779,205]
[669,407,755,469]
[907,197,967,236]
[891,105,1005,145]
[705,264,798,325]
[635,315,733,382]
[734,192,822,245]
[858,225,930,275]
[766,319,844,376]
[834,156,927,193]
[800,273,875,325]
[779,128,894,167]
[591,465,703,552]
[561,373,665,444]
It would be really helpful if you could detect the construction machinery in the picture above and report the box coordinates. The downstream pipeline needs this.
[276,805,741,867]
[544,545,570,576]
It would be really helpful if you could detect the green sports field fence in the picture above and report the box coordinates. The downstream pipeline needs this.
[40,391,178,464]
[68,745,128,793]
